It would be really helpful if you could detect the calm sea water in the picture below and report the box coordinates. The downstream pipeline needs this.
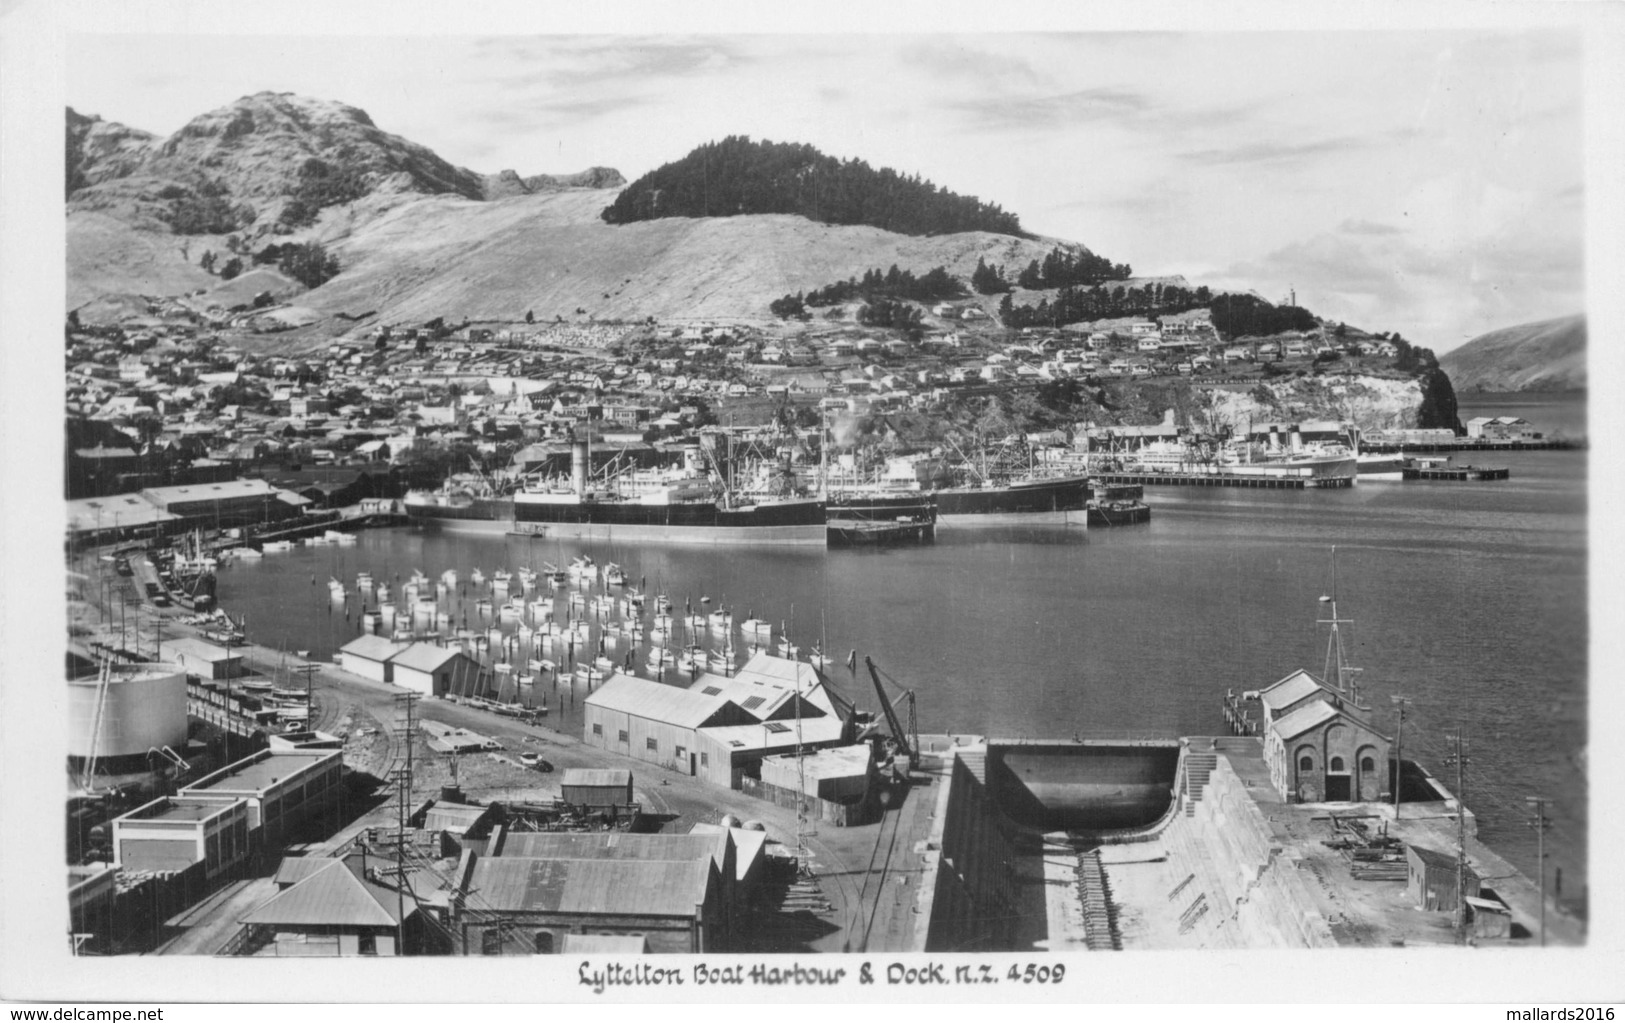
[218,392,1589,914]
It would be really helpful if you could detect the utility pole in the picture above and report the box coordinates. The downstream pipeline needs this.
[1389,694,1411,815]
[391,690,419,956]
[1525,795,1550,947]
[1445,728,1470,938]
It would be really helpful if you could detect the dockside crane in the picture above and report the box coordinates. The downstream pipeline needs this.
[864,657,919,771]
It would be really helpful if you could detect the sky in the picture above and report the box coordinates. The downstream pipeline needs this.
[65,30,1586,353]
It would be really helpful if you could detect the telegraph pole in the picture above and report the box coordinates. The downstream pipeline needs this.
[1525,795,1550,947]
[1389,695,1411,815]
[392,690,420,955]
[1445,729,1470,938]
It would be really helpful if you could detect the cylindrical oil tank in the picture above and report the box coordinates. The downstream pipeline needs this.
[67,664,188,760]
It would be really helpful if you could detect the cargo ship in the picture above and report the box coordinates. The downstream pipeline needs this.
[825,455,1089,528]
[405,440,826,546]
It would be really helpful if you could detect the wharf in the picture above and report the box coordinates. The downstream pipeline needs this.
[1362,439,1582,453]
[1094,471,1353,490]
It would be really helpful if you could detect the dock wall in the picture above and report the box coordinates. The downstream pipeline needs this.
[923,747,1020,953]
[1154,754,1337,949]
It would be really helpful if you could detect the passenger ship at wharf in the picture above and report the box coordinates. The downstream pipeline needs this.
[405,441,826,545]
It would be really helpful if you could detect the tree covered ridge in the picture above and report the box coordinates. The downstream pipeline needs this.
[601,136,1028,237]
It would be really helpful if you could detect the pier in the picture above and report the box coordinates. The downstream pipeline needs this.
[1093,471,1353,490]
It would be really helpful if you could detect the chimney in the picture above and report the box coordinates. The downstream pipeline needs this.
[1289,425,1303,453]
[571,440,589,497]
[1268,426,1282,452]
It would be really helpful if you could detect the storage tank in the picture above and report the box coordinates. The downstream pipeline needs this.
[68,664,188,764]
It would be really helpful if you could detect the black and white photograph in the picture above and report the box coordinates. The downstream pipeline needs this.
[3,0,1622,1008]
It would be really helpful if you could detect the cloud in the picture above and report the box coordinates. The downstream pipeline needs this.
[896,42,1043,86]
[473,37,757,92]
[1180,135,1374,166]
[1339,218,1404,236]
[1210,216,1583,351]
[948,86,1151,133]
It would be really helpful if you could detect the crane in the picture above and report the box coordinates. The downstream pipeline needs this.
[864,657,918,771]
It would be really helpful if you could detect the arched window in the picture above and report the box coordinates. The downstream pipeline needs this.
[1330,756,1345,772]
[1361,757,1375,773]
[534,932,554,955]
[1298,755,1314,773]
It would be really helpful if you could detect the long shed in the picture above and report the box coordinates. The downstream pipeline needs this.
[559,768,633,807]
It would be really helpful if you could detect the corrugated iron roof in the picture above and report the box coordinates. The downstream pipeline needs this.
[1259,670,1326,711]
[273,856,333,887]
[495,832,729,876]
[584,674,731,729]
[1269,700,1341,740]
[700,717,845,752]
[241,859,404,928]
[339,634,409,663]
[559,768,631,789]
[388,642,468,673]
[687,824,767,881]
[467,857,711,917]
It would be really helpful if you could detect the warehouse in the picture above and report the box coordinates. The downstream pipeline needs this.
[490,830,737,946]
[180,748,344,850]
[582,651,854,788]
[336,634,408,684]
[755,744,880,826]
[559,768,633,807]
[452,853,723,954]
[387,642,479,697]
[109,795,251,880]
[163,637,245,681]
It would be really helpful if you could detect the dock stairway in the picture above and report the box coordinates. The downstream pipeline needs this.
[1183,751,1219,817]
[954,747,988,784]
[1074,850,1122,951]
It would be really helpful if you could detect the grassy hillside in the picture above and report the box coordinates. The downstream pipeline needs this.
[295,188,1077,327]
[1440,314,1586,392]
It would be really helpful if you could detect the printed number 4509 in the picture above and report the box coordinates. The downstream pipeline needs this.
[1008,964,1065,984]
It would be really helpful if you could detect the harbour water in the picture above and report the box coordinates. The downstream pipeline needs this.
[216,392,1588,918]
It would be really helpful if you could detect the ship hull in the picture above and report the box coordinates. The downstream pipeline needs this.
[932,475,1090,527]
[406,491,826,545]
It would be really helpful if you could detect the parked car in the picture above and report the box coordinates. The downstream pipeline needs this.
[519,752,553,772]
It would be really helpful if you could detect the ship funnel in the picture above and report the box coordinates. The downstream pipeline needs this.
[571,440,589,496]
[1268,426,1282,452]
[1289,425,1304,453]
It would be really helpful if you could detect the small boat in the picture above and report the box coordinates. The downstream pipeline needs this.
[684,614,707,632]
[335,534,358,546]
[357,572,374,589]
[262,541,295,553]
[604,563,627,586]
[708,609,733,630]
[741,618,773,638]
[474,598,493,614]
[493,569,512,583]
[655,594,673,614]
[529,600,553,622]
[594,655,615,672]
[324,529,347,542]
[470,568,486,587]
[441,569,458,589]
[675,645,706,674]
[653,612,674,630]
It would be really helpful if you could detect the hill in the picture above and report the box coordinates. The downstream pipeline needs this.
[1439,315,1586,392]
[65,95,1099,326]
[601,135,1026,237]
[302,188,1076,325]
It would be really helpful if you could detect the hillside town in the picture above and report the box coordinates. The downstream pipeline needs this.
[66,291,1446,516]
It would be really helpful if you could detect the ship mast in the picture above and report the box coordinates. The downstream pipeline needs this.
[1317,546,1366,710]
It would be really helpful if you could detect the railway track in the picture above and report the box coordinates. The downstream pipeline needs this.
[855,789,906,952]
